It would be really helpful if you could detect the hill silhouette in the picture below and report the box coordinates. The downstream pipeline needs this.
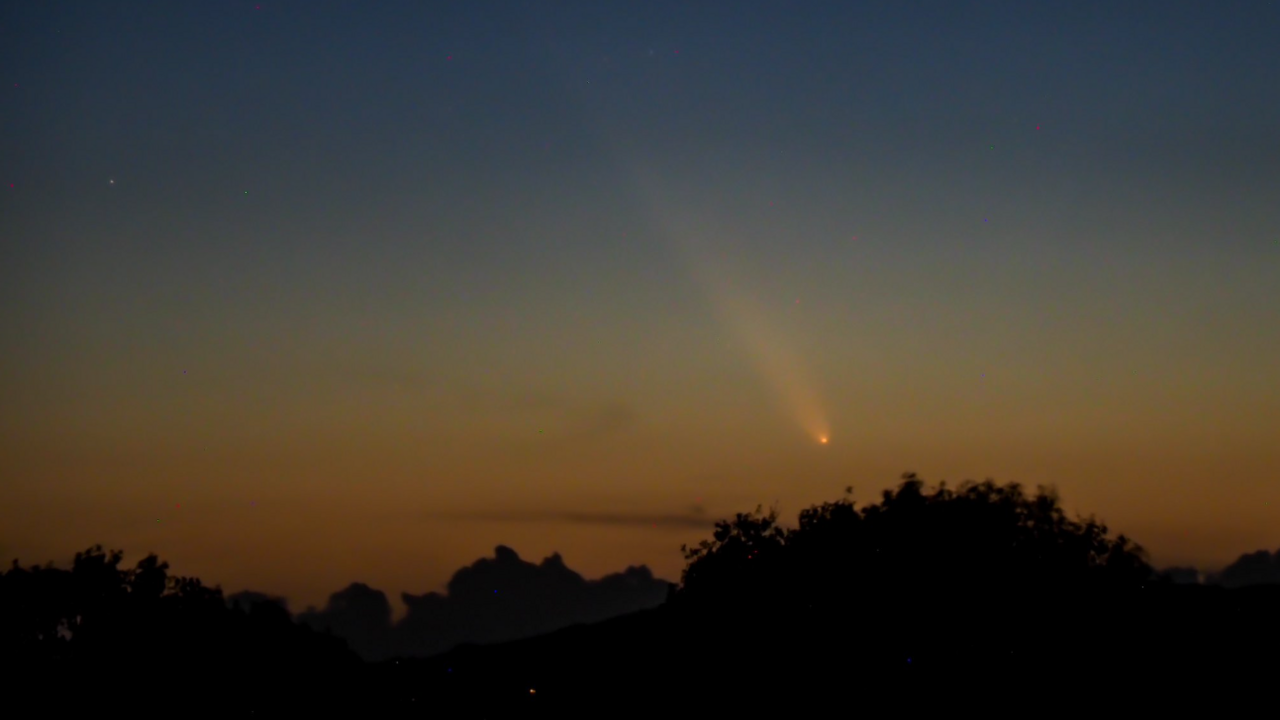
[5,472,1277,715]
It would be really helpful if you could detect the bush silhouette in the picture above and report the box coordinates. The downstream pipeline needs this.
[667,473,1162,692]
[1,545,362,712]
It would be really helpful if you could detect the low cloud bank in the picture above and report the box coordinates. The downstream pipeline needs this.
[231,546,672,661]
[1159,548,1280,588]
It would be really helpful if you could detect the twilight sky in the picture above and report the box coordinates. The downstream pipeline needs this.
[2,1,1278,618]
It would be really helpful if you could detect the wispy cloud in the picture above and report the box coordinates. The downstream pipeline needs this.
[503,396,639,442]
[573,401,637,439]
[429,507,713,529]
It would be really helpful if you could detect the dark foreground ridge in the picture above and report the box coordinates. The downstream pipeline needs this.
[6,474,1278,716]
[373,583,1279,713]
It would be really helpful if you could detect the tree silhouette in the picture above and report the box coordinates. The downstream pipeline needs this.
[667,473,1160,690]
[1,545,362,713]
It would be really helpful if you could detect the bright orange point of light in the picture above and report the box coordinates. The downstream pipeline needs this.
[820,436,829,444]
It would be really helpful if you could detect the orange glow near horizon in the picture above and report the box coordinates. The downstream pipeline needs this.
[3,5,1280,617]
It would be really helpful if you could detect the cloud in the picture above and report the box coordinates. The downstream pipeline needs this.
[296,583,396,662]
[1205,548,1280,588]
[506,389,564,412]
[225,590,290,613]
[538,510,712,528]
[1156,566,1203,585]
[429,508,715,529]
[1159,549,1280,588]
[574,401,637,438]
[499,394,638,440]
[289,547,672,662]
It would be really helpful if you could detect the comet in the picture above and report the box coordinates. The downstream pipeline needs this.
[620,161,831,446]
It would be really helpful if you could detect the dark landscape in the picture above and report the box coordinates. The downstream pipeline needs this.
[7,475,1278,715]
[3,2,1278,716]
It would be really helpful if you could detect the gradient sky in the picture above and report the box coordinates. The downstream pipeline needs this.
[3,1,1278,618]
